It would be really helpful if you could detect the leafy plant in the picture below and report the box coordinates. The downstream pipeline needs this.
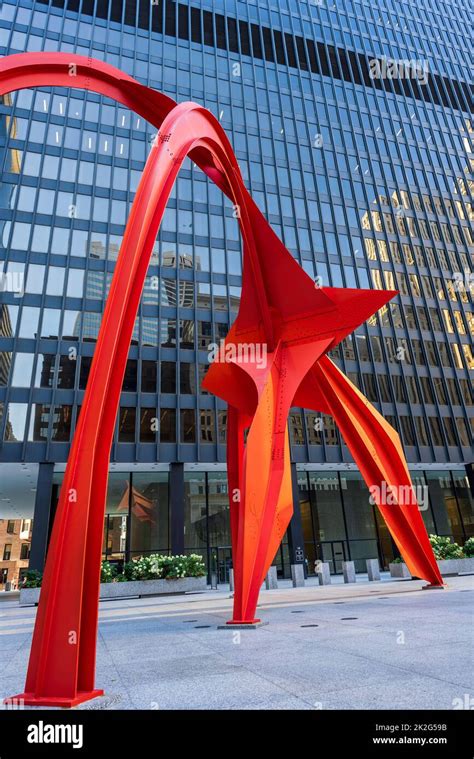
[21,554,206,590]
[119,553,206,581]
[100,560,118,583]
[22,569,43,588]
[122,555,159,581]
[463,537,474,558]
[390,557,403,564]
[429,535,464,560]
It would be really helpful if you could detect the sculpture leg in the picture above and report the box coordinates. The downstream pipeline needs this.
[226,405,246,613]
[229,340,332,624]
[310,356,442,585]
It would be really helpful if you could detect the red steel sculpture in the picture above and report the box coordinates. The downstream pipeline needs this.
[0,53,443,707]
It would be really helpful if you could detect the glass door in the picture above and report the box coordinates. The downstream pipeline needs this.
[331,540,346,573]
[216,546,232,583]
[318,540,347,574]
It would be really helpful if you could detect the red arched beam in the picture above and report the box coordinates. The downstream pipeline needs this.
[0,53,442,707]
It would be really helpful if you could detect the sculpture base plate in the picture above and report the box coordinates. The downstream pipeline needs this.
[217,620,268,629]
[422,583,446,591]
[5,689,104,708]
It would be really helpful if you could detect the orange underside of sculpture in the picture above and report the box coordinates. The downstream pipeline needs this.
[0,53,443,707]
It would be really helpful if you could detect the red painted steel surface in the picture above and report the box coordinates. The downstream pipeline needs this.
[0,53,443,707]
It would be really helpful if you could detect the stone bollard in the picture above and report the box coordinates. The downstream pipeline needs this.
[366,558,381,581]
[265,566,278,589]
[342,560,356,584]
[291,563,305,587]
[229,568,234,592]
[317,562,331,585]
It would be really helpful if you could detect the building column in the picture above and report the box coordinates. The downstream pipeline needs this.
[169,463,185,555]
[29,463,55,572]
[288,463,307,577]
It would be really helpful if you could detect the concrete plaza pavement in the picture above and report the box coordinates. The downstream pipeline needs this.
[0,573,472,710]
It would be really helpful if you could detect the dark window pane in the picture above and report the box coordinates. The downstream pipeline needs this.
[239,20,250,55]
[58,355,76,389]
[178,2,189,40]
[139,408,157,443]
[215,14,226,49]
[250,24,263,59]
[190,6,201,43]
[200,409,215,442]
[122,359,137,392]
[165,0,176,36]
[79,356,92,389]
[180,362,196,394]
[262,27,274,62]
[161,361,176,393]
[159,408,176,442]
[284,33,297,67]
[51,405,72,442]
[227,17,239,53]
[141,360,157,393]
[180,409,196,443]
[118,407,136,442]
[203,10,214,45]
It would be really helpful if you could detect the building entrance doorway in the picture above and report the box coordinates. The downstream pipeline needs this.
[211,545,232,584]
[316,540,347,574]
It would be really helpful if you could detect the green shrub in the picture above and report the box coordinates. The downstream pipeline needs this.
[429,535,464,560]
[119,553,206,581]
[122,555,158,581]
[391,557,403,564]
[100,561,118,583]
[463,537,474,558]
[22,570,43,588]
[20,555,206,590]
[181,554,206,578]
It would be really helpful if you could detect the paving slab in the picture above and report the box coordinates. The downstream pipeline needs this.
[0,574,472,710]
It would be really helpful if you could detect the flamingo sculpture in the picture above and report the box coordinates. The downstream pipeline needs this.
[0,53,442,707]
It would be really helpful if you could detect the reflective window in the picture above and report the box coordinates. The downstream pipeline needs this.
[40,309,60,339]
[11,352,34,387]
[19,307,40,338]
[130,473,169,556]
[426,472,464,544]
[184,472,207,551]
[3,403,28,442]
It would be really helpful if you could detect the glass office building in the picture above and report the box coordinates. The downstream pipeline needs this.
[0,0,472,586]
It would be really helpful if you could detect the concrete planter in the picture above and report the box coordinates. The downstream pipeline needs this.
[18,587,42,605]
[389,562,412,579]
[20,576,207,606]
[389,557,474,580]
[436,557,474,576]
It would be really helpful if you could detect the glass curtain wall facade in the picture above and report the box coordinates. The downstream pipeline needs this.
[0,0,472,582]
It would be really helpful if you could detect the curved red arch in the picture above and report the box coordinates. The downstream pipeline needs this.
[0,53,442,707]
[1,56,277,704]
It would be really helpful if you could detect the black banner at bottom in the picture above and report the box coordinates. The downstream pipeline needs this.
[0,709,471,757]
